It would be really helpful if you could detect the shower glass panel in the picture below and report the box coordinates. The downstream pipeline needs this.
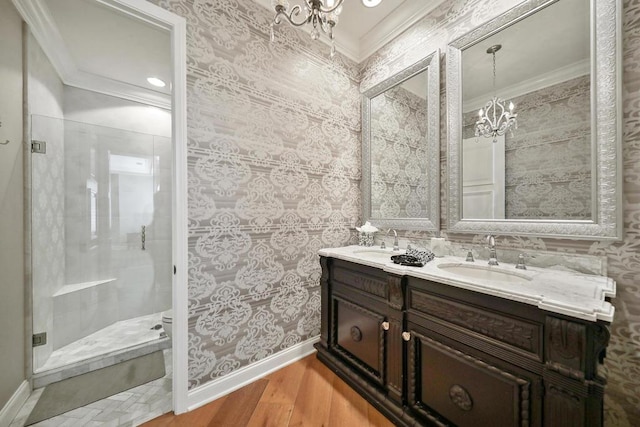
[31,115,172,373]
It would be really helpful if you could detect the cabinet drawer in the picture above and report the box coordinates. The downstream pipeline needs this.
[331,296,385,384]
[408,331,530,427]
[409,288,542,360]
[331,260,387,300]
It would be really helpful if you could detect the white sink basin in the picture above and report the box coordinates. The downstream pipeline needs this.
[352,249,401,261]
[437,263,531,283]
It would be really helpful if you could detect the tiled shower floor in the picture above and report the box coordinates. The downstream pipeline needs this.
[36,312,167,373]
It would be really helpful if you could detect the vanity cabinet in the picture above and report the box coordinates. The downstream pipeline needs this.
[315,257,611,427]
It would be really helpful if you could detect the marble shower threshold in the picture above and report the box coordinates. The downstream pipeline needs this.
[33,312,171,389]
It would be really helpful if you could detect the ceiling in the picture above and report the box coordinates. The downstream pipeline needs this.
[16,0,439,109]
[14,0,172,109]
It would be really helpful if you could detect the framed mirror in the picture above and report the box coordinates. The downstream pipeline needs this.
[447,0,622,240]
[362,50,440,231]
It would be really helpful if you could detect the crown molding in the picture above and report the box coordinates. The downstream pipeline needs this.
[463,59,590,112]
[358,0,446,62]
[13,0,171,109]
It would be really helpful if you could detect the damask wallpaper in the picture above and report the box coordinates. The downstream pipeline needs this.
[361,0,640,423]
[462,75,591,220]
[146,0,639,423]
[370,85,429,218]
[152,0,361,389]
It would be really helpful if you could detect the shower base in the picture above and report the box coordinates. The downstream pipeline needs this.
[33,311,171,388]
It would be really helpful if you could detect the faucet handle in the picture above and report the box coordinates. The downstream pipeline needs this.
[462,247,474,262]
[380,241,386,250]
[515,253,534,270]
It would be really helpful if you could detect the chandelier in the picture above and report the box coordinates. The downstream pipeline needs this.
[271,0,381,58]
[475,44,517,142]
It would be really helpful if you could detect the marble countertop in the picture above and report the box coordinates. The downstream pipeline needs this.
[319,245,616,323]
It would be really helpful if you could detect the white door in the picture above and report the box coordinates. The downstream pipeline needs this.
[462,135,505,219]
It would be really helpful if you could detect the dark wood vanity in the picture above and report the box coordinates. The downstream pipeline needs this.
[315,257,611,426]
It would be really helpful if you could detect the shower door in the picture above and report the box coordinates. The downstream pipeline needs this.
[31,115,172,373]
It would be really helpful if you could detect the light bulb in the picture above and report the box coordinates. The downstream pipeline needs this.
[509,102,514,112]
[362,0,382,7]
[147,77,166,88]
[478,108,484,118]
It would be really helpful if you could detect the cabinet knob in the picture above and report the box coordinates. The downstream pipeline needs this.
[381,321,389,331]
[350,326,363,342]
[402,332,411,341]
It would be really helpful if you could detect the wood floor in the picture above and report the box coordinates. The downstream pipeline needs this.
[142,354,394,427]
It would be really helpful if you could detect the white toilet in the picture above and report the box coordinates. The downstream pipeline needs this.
[162,310,173,339]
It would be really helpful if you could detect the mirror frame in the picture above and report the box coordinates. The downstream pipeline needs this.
[446,0,622,240]
[362,50,440,231]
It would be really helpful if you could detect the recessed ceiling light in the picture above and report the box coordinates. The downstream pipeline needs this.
[147,77,166,88]
[362,0,382,7]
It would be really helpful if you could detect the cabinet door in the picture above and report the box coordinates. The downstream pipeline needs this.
[331,296,385,386]
[406,328,532,427]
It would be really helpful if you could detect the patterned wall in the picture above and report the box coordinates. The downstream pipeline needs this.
[462,75,592,220]
[370,85,429,218]
[361,0,640,423]
[153,0,361,389]
[146,0,640,422]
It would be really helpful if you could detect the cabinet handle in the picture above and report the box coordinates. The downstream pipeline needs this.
[381,321,389,331]
[402,332,411,341]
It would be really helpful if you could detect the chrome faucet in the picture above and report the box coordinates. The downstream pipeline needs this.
[486,235,498,266]
[383,229,399,251]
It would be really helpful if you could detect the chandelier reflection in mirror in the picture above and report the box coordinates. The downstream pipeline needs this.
[475,44,518,142]
[270,0,382,58]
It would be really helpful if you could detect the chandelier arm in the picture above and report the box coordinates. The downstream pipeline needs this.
[274,5,309,27]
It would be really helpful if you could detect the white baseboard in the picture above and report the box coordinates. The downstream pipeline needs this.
[186,336,319,412]
[0,380,30,427]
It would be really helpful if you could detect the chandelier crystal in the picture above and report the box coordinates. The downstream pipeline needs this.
[270,0,344,57]
[475,44,517,142]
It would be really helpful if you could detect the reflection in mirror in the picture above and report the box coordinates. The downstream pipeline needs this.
[447,0,622,240]
[370,71,429,219]
[462,0,591,221]
[362,51,440,231]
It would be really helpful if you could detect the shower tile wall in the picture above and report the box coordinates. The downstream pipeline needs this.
[27,31,65,371]
[360,0,640,423]
[63,86,173,323]
[153,0,361,389]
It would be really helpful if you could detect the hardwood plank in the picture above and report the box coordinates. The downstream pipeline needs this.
[246,402,294,427]
[260,356,310,405]
[367,405,396,427]
[328,376,370,426]
[288,356,335,426]
[144,355,398,427]
[142,394,228,427]
[207,379,268,426]
[140,412,174,427]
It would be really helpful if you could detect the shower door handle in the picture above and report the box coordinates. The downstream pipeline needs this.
[141,225,146,250]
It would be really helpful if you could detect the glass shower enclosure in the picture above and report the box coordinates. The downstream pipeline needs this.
[31,114,172,374]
